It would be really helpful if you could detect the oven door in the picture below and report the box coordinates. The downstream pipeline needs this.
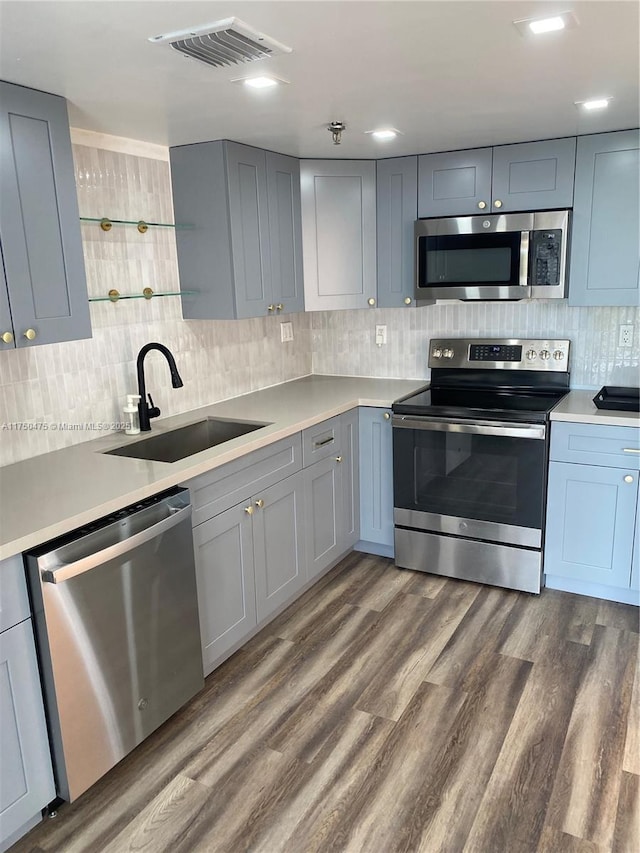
[393,416,546,548]
[415,214,533,300]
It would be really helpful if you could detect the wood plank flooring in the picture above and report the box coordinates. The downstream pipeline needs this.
[13,553,639,853]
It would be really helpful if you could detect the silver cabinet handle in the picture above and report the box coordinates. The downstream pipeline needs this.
[41,505,192,584]
[478,201,487,210]
[383,412,391,420]
[624,475,634,484]
[493,199,503,209]
[623,448,640,454]
[335,455,343,463]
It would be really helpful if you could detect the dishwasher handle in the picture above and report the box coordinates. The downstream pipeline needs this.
[40,504,192,584]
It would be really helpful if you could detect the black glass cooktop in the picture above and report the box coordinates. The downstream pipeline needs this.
[393,386,569,424]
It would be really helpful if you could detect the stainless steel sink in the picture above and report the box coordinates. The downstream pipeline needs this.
[104,417,271,463]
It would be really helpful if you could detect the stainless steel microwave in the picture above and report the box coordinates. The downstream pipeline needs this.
[415,209,570,301]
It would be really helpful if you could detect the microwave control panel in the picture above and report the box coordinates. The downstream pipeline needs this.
[530,229,562,286]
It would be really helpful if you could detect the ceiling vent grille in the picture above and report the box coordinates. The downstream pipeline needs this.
[149,17,292,69]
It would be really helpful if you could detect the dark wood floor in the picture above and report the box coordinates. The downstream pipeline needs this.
[14,553,639,853]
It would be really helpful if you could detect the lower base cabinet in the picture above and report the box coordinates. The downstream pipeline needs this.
[304,454,344,581]
[358,407,394,552]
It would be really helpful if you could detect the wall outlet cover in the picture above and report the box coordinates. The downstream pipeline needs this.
[619,325,634,347]
[280,321,294,343]
[375,324,387,346]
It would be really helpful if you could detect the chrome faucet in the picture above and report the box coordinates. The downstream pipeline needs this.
[136,343,183,431]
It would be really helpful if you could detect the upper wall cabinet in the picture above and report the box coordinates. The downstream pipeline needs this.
[376,156,418,308]
[170,141,304,319]
[0,81,91,349]
[418,137,576,218]
[569,130,640,306]
[301,160,377,311]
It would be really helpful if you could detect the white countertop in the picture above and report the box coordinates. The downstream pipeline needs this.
[550,390,640,428]
[0,375,425,561]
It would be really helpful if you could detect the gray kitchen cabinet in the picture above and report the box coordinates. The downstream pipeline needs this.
[418,138,576,217]
[377,156,418,308]
[418,148,493,217]
[491,137,576,211]
[0,81,91,348]
[304,454,343,581]
[0,556,55,851]
[170,141,304,319]
[569,130,640,306]
[301,160,377,310]
[0,243,14,351]
[339,407,360,551]
[358,407,394,555]
[253,471,306,621]
[193,501,257,674]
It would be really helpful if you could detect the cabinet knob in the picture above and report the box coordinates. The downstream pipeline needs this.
[276,304,284,311]
[255,498,265,509]
[1,331,13,344]
[267,305,275,313]
[624,475,634,484]
[383,412,391,420]
[493,199,503,209]
[404,297,412,305]
[478,201,487,210]
[368,298,376,307]
[244,505,254,515]
[23,328,37,341]
[335,455,343,463]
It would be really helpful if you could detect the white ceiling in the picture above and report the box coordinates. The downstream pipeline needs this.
[0,0,638,157]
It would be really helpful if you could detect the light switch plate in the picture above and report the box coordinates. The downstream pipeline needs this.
[280,321,294,343]
[375,324,387,347]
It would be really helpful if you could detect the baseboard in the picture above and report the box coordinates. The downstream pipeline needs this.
[545,575,640,606]
[353,540,394,559]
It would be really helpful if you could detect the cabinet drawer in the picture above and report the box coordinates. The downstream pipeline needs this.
[302,415,342,466]
[550,422,640,470]
[0,555,30,634]
[185,434,302,527]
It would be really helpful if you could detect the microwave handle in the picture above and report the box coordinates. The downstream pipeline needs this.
[520,230,530,289]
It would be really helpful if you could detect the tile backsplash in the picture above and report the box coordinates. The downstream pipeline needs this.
[0,133,637,467]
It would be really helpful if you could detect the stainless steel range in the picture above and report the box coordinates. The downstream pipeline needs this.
[392,338,571,593]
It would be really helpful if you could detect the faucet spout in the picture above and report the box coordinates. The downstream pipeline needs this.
[136,343,184,431]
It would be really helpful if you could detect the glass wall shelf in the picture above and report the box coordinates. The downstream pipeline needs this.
[80,216,190,233]
[89,289,196,303]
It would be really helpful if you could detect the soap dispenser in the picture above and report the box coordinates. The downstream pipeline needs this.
[123,394,142,435]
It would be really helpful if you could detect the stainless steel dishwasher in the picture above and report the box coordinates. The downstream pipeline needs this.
[26,488,203,802]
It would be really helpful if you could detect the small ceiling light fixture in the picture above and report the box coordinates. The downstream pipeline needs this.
[577,97,611,110]
[366,128,402,141]
[328,121,346,145]
[243,76,279,89]
[513,11,578,37]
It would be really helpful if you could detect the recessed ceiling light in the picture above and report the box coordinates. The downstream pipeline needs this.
[366,128,402,141]
[243,76,279,89]
[576,97,611,110]
[513,11,578,37]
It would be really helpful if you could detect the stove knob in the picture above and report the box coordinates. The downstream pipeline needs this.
[443,348,454,359]
[526,349,537,361]
[432,348,442,359]
[539,349,550,360]
[553,350,565,360]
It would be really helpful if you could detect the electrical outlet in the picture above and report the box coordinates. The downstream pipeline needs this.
[619,324,634,347]
[375,324,387,347]
[280,321,294,343]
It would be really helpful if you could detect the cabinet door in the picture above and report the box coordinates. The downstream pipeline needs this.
[266,152,304,315]
[301,160,377,310]
[631,491,640,592]
[0,81,90,347]
[569,130,640,306]
[225,142,272,319]
[359,407,394,549]
[253,471,306,621]
[304,455,343,581]
[340,407,360,551]
[193,502,257,674]
[377,156,418,308]
[0,620,55,844]
[418,148,492,217]
[0,241,15,350]
[491,137,576,212]
[545,462,637,588]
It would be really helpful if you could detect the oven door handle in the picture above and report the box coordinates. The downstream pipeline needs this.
[392,415,546,440]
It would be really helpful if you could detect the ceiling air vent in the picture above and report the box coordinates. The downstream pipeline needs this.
[149,17,292,69]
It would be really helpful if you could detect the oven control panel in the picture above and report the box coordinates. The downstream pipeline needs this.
[429,338,570,371]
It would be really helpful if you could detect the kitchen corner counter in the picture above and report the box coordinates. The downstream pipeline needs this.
[550,390,640,428]
[0,375,425,561]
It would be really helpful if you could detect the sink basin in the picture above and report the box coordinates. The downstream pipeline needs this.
[105,417,271,463]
